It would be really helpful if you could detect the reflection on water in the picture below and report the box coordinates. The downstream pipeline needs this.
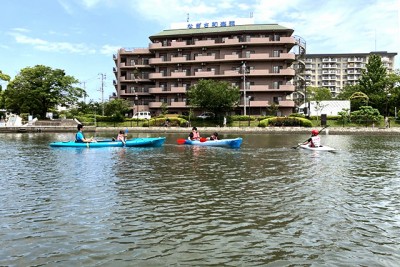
[1,132,400,266]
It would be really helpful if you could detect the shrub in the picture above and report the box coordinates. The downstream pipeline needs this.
[259,117,312,127]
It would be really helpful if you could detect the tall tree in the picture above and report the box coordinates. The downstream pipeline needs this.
[307,86,332,101]
[187,79,240,116]
[358,54,387,95]
[0,70,11,109]
[4,65,86,118]
[357,54,389,114]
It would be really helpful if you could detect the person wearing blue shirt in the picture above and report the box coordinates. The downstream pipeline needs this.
[75,124,94,143]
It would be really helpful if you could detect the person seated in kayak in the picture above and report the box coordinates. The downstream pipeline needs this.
[116,130,126,145]
[75,124,95,143]
[208,132,219,141]
[188,127,201,140]
[303,129,321,147]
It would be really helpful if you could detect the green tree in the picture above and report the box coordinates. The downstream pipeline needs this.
[351,106,383,126]
[336,84,361,100]
[187,79,240,117]
[385,71,400,116]
[160,102,168,115]
[266,103,279,116]
[307,86,332,101]
[357,54,389,114]
[4,65,86,118]
[104,98,130,118]
[0,70,11,109]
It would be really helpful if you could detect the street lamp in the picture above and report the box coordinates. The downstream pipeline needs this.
[247,96,252,126]
[386,93,391,117]
[242,62,247,116]
[386,93,391,128]
[135,94,139,126]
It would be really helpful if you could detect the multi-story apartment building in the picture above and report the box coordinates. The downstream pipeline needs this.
[113,21,298,117]
[303,51,396,97]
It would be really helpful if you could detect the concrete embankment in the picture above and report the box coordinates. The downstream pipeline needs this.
[1,126,399,135]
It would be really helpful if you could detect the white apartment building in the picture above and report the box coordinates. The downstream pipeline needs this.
[304,51,396,97]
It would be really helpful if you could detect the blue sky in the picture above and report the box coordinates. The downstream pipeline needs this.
[1,0,399,101]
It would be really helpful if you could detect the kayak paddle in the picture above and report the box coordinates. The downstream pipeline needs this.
[291,125,329,149]
[177,139,186,145]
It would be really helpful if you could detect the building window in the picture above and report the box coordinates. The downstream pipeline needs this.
[273,66,280,73]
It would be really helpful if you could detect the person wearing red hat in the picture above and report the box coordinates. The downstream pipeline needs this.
[303,129,321,147]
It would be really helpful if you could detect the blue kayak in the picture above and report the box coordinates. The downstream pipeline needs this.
[182,138,242,148]
[50,137,166,148]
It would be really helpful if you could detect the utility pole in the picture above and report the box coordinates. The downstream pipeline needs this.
[80,81,87,103]
[242,62,247,116]
[99,73,106,116]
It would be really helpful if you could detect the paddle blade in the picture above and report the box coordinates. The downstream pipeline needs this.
[200,137,207,142]
[177,139,186,145]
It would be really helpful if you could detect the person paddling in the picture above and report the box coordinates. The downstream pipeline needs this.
[75,124,94,143]
[116,130,126,145]
[303,129,321,147]
[188,127,201,140]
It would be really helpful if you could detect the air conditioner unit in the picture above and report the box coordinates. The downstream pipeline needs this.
[178,49,182,52]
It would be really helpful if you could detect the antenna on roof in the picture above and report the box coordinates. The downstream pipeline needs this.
[187,13,189,22]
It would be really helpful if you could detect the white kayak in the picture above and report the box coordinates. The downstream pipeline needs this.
[299,144,336,151]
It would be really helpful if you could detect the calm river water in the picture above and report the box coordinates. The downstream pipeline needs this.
[1,131,400,266]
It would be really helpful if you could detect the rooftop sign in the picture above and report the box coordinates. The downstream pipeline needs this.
[170,18,255,30]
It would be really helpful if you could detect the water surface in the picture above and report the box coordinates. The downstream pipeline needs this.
[1,132,399,266]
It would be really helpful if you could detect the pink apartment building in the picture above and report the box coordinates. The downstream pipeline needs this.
[113,22,297,117]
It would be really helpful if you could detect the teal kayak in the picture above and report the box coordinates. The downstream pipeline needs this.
[50,137,166,148]
[178,137,242,148]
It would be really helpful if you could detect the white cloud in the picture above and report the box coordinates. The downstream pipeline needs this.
[100,44,121,55]
[9,31,96,54]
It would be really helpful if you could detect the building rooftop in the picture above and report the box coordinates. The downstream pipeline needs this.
[149,24,293,40]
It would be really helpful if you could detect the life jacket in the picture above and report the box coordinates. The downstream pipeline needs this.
[193,131,200,140]
[310,136,321,147]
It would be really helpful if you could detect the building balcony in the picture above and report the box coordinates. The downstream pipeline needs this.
[322,76,337,80]
[248,85,268,91]
[149,73,165,79]
[149,86,186,94]
[148,36,296,51]
[194,55,215,61]
[278,100,296,107]
[170,101,187,108]
[148,101,163,108]
[194,70,215,77]
[224,54,240,60]
[322,58,337,62]
[279,84,296,92]
[348,58,364,63]
[247,100,269,107]
[195,39,216,46]
[322,65,338,69]
[170,56,189,63]
[170,71,188,78]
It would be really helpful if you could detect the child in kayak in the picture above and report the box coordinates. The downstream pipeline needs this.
[208,132,219,140]
[117,130,126,145]
[188,127,201,140]
[303,129,321,147]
